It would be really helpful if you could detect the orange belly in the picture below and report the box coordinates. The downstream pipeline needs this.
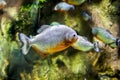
[31,40,74,58]
[46,41,71,54]
[31,45,48,58]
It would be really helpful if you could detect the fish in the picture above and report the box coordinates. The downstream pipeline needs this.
[19,25,78,58]
[54,2,75,11]
[92,27,117,48]
[63,0,86,5]
[72,35,99,52]
[0,0,6,9]
[80,11,92,22]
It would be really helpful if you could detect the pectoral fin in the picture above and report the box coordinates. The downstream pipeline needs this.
[32,45,48,58]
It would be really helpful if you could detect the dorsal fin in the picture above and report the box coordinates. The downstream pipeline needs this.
[50,22,61,26]
[37,25,50,33]
[37,23,62,34]
[106,30,112,34]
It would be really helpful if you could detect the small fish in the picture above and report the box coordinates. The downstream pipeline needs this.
[63,0,86,5]
[81,11,92,22]
[19,25,78,58]
[72,35,99,52]
[0,0,6,9]
[54,2,75,11]
[92,27,117,48]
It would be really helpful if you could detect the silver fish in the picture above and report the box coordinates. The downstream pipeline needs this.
[92,27,117,48]
[81,11,92,22]
[54,2,75,11]
[19,25,78,58]
[72,35,99,52]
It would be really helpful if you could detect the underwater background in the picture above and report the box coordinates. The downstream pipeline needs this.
[0,0,120,80]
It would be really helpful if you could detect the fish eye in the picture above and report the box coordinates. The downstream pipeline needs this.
[72,34,76,37]
[73,34,76,37]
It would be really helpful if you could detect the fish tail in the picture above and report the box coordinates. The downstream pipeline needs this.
[116,38,120,47]
[93,41,100,53]
[19,33,31,55]
[53,3,58,11]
